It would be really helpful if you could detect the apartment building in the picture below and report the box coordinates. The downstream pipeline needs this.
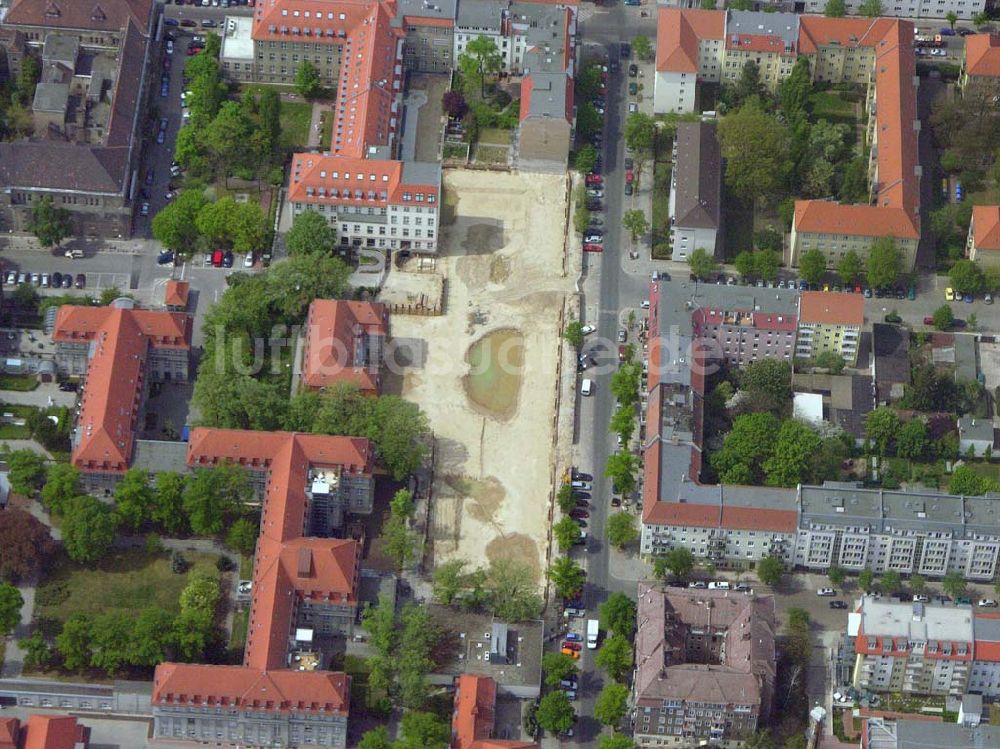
[633,584,776,748]
[668,121,722,262]
[654,11,921,272]
[152,430,373,748]
[0,0,154,237]
[451,674,537,749]
[301,300,388,394]
[396,0,456,73]
[800,0,984,20]
[960,34,1000,100]
[966,205,1000,270]
[795,291,864,366]
[186,428,375,530]
[52,303,192,491]
[863,718,1000,749]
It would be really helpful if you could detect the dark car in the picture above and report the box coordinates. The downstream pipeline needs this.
[164,17,179,26]
[624,183,633,196]
[61,274,72,289]
[573,471,593,482]
[160,81,169,97]
[222,250,234,268]
[180,19,197,27]
[923,316,934,325]
[75,273,86,289]
[52,272,63,288]
[572,491,591,501]
[829,601,848,609]
[575,499,589,508]
[611,497,621,507]
[628,63,638,77]
[620,42,631,58]
[157,250,175,266]
[201,19,218,27]
[573,518,587,527]
[58,382,79,392]
[570,509,589,519]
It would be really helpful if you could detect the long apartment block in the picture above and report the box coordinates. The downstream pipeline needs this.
[654,10,921,272]
[640,279,1000,582]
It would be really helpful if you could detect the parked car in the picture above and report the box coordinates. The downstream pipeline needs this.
[222,251,234,268]
[560,647,580,659]
[165,40,174,54]
[979,599,999,608]
[212,249,224,267]
[987,293,994,305]
[945,287,955,301]
[584,233,603,244]
[583,243,603,253]
[817,588,837,597]
[180,19,197,27]
[572,470,592,481]
[201,18,218,26]
[570,509,589,519]
[617,329,627,343]
[561,641,582,652]
[923,316,935,325]
[829,601,848,609]
[164,17,179,26]
[4,271,16,285]
[158,251,175,265]
[62,275,72,289]
[628,63,638,77]
[58,382,79,392]
[40,273,49,288]
[563,636,581,645]
[624,183,633,196]
[688,581,707,589]
[913,595,929,603]
[140,201,150,216]
[52,272,63,287]
[75,273,86,289]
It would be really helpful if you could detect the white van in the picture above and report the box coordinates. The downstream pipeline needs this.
[64,249,84,259]
[581,378,594,396]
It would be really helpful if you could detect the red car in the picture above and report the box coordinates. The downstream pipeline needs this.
[617,345,626,362]
[583,243,603,253]
[923,316,934,325]
[562,641,582,652]
[212,249,224,267]
[585,174,603,186]
[625,170,635,184]
[570,509,590,519]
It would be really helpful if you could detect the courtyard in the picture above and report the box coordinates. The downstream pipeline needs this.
[384,169,575,583]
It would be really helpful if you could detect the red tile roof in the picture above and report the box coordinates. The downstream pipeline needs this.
[21,716,89,749]
[797,15,896,54]
[55,305,192,474]
[725,32,796,57]
[3,0,154,34]
[287,154,439,209]
[643,500,797,533]
[973,205,1000,250]
[799,291,865,326]
[302,300,387,392]
[656,8,723,73]
[0,718,18,749]
[152,664,350,714]
[164,279,190,308]
[964,34,1000,78]
[452,675,537,749]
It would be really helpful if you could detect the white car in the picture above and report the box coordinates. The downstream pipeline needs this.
[166,40,174,55]
[584,234,603,243]
[244,252,254,268]
[580,324,596,336]
[912,595,929,603]
[979,599,999,608]
[817,588,837,597]
[628,102,638,113]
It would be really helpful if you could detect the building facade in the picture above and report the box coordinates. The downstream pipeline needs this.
[960,34,1000,100]
[795,291,864,366]
[800,0,985,20]
[633,585,775,748]
[966,205,1000,270]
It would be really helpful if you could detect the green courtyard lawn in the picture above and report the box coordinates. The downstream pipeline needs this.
[279,101,314,151]
[0,373,39,391]
[806,89,857,126]
[478,128,512,146]
[34,548,218,635]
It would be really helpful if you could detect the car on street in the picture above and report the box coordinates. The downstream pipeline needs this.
[201,18,218,26]
[180,19,197,27]
[584,233,602,243]
[817,588,837,596]
[964,292,974,303]
[583,243,603,253]
[688,581,707,589]
[617,329,627,343]
[165,40,174,54]
[829,601,848,609]
[923,316,934,325]
[628,63,638,77]
[164,17,179,26]
[52,272,62,287]
[979,599,999,608]
[572,470,592,481]
[561,641,582,652]
[570,509,589,519]
[913,595,929,603]
[223,250,234,268]
[560,647,580,659]
[580,324,595,335]
[158,251,175,265]
[75,273,86,289]
[572,517,587,527]
[559,676,578,687]
[3,271,16,285]
[58,382,79,392]
[156,128,166,144]
[40,273,49,288]
[160,81,169,97]
[628,102,638,113]
[624,182,633,195]
[16,273,26,284]
[165,191,176,201]
[575,499,589,508]
[987,293,994,304]
[140,201,150,216]
[945,287,955,301]
[611,497,621,507]
[61,275,72,289]
[629,82,638,95]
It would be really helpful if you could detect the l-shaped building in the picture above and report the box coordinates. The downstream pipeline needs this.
[654,10,921,272]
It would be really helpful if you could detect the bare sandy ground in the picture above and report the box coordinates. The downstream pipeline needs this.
[387,169,573,582]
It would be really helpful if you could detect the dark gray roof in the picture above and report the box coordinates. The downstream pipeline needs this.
[401,160,441,185]
[954,334,978,382]
[455,0,506,31]
[32,81,68,113]
[673,121,722,232]
[726,10,800,50]
[896,720,1000,749]
[393,0,457,24]
[522,70,568,119]
[873,323,909,402]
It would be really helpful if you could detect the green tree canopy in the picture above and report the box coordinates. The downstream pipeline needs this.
[735,250,755,279]
[837,250,865,285]
[624,112,656,154]
[295,60,323,99]
[62,495,119,563]
[28,196,72,248]
[622,209,650,243]
[865,407,900,456]
[554,515,583,552]
[599,592,637,640]
[879,570,902,595]
[687,247,718,280]
[6,449,46,495]
[606,512,639,550]
[482,559,542,621]
[798,249,827,285]
[542,651,579,687]
[757,555,785,586]
[285,209,337,256]
[575,144,598,174]
[605,450,640,496]
[225,517,259,556]
[717,97,789,203]
[632,35,653,61]
[395,711,450,749]
[113,468,155,531]
[763,419,822,487]
[595,633,634,682]
[655,547,695,582]
[824,0,847,16]
[942,570,967,598]
[859,568,875,592]
[867,236,902,290]
[895,418,928,460]
[152,190,208,253]
[56,614,92,670]
[535,691,575,733]
[548,556,585,599]
[949,260,984,295]
[932,304,954,331]
[594,683,629,727]
[712,412,781,485]
[0,582,24,635]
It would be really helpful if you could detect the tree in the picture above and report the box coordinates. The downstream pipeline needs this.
[814,351,846,374]
[153,472,188,535]
[463,35,503,96]
[735,250,756,279]
[740,359,792,408]
[974,11,990,27]
[687,247,718,280]
[264,250,352,320]
[764,419,822,487]
[624,112,656,154]
[828,566,846,587]
[183,464,251,536]
[866,236,901,290]
[910,574,927,595]
[865,407,900,456]
[557,483,576,515]
[395,711,450,749]
[397,603,437,708]
[554,515,583,551]
[632,35,653,61]
[225,518,258,556]
[89,610,132,674]
[858,568,875,593]
[896,419,928,460]
[734,61,763,106]
[56,614,92,671]
[836,250,864,285]
[949,260,984,295]
[357,726,393,749]
[113,468,155,531]
[0,508,54,582]
[858,0,883,16]
[432,558,470,605]
[61,496,118,563]
[879,570,902,595]
[711,412,780,485]
[605,451,640,496]
[294,61,323,99]
[575,144,598,174]
[606,512,639,550]
[932,304,954,331]
[563,319,584,350]
[11,283,38,310]
[152,190,208,253]
[622,209,649,243]
[594,683,629,727]
[0,582,23,635]
[757,555,785,587]
[21,630,51,671]
[824,0,847,15]
[535,691,575,734]
[949,465,1000,496]
[442,90,467,119]
[129,607,176,667]
[382,490,421,572]
[798,249,826,285]
[6,449,46,495]
[576,102,602,141]
[656,547,695,582]
[548,556,585,599]
[599,592,637,640]
[717,98,789,204]
[942,570,967,598]
[28,196,72,248]
[285,210,337,257]
[542,651,579,687]
[753,249,781,283]
[595,633,633,682]
[483,559,542,621]
[946,10,958,29]
[778,57,812,121]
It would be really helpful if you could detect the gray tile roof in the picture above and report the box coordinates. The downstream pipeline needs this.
[726,10,800,50]
[456,0,506,31]
[896,720,1000,749]
[522,70,567,118]
[393,0,457,24]
[673,122,722,231]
